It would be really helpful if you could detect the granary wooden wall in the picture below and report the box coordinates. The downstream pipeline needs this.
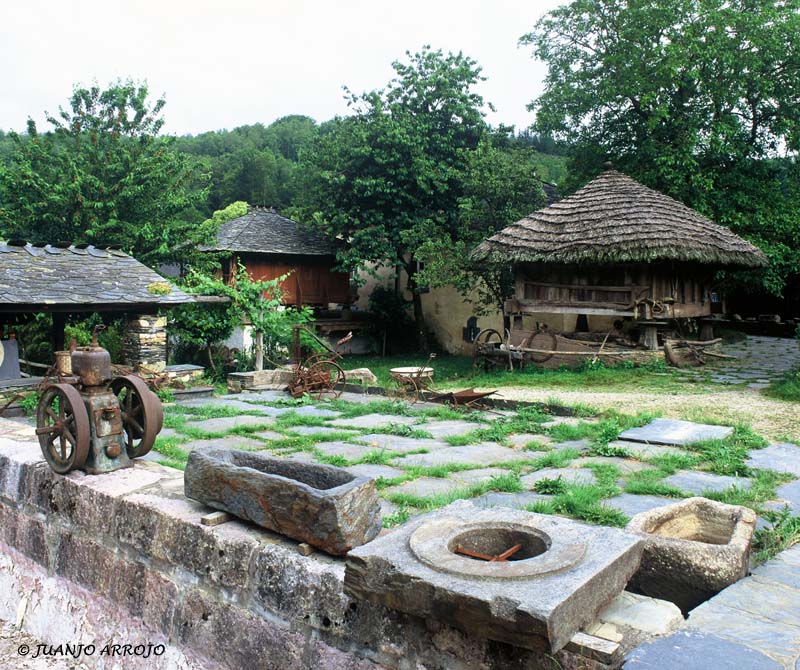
[229,254,351,307]
[507,262,716,321]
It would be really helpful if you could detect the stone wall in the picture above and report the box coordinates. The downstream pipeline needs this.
[0,421,622,670]
[124,314,167,372]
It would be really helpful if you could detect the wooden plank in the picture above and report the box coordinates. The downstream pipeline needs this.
[201,511,232,527]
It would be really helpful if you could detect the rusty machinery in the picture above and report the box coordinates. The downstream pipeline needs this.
[35,327,164,474]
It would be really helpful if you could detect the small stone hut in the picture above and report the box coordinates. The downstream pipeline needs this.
[473,166,767,331]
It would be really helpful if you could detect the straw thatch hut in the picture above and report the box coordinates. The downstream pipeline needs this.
[473,165,766,324]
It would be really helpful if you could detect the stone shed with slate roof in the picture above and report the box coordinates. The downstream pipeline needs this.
[473,165,767,330]
[202,207,351,307]
[0,241,194,375]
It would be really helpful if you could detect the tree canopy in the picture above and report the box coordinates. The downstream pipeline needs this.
[523,0,800,295]
[0,81,209,265]
[296,47,545,347]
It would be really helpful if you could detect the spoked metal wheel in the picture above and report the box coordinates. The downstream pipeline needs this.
[389,375,421,404]
[473,328,505,373]
[304,360,345,400]
[35,383,90,474]
[110,375,163,458]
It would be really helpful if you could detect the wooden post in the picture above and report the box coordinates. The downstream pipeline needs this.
[642,324,660,351]
[52,312,65,355]
[255,330,264,371]
[699,319,715,341]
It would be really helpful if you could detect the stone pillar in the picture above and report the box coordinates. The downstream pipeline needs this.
[124,314,167,372]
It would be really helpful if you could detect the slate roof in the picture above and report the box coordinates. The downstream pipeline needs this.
[202,207,341,256]
[473,167,767,268]
[0,242,193,310]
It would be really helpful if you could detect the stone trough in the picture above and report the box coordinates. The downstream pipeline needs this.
[184,447,382,555]
[345,500,643,652]
[627,497,756,612]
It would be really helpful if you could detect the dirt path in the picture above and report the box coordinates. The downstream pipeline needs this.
[489,386,799,443]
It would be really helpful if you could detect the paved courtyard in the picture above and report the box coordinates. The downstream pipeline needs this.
[152,390,800,528]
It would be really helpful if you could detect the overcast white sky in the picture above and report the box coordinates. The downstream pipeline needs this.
[1,0,565,136]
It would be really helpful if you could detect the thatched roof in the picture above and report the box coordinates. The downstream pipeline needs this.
[473,168,767,268]
[202,207,340,257]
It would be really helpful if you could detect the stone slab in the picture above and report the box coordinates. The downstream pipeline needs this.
[184,447,381,555]
[472,491,553,510]
[625,630,781,670]
[252,430,284,441]
[604,494,675,518]
[598,591,682,635]
[775,479,800,509]
[345,464,405,481]
[382,477,463,498]
[287,426,358,437]
[354,433,448,453]
[180,436,266,452]
[184,414,274,433]
[291,406,340,418]
[688,600,800,666]
[329,414,419,429]
[345,500,643,652]
[392,443,524,467]
[314,441,374,462]
[573,456,655,474]
[550,439,593,454]
[420,420,487,438]
[448,467,511,485]
[521,467,596,489]
[663,470,751,494]
[620,418,733,446]
[752,560,800,591]
[507,433,552,450]
[177,398,284,415]
[610,440,687,459]
[746,443,800,475]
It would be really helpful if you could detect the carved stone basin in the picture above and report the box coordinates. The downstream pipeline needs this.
[627,497,756,612]
[184,447,382,555]
[345,500,643,652]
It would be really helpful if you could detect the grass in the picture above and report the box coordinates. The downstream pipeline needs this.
[623,470,685,497]
[527,483,630,528]
[766,367,800,402]
[753,506,800,562]
[686,424,768,476]
[343,354,712,395]
[703,470,793,510]
[383,472,523,510]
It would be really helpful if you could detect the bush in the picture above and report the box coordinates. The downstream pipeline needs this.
[368,285,416,354]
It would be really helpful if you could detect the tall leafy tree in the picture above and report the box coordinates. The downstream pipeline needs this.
[0,81,209,265]
[297,47,497,350]
[523,0,800,295]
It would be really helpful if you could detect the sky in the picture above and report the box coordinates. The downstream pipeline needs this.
[0,0,565,137]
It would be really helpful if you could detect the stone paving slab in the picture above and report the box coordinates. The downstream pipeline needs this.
[507,433,552,449]
[177,398,285,415]
[471,491,552,510]
[449,467,510,485]
[574,456,655,474]
[329,414,419,429]
[520,467,596,488]
[392,443,524,467]
[314,441,376,461]
[345,464,405,480]
[291,405,340,418]
[184,414,275,433]
[598,591,682,636]
[775,479,800,509]
[620,418,733,446]
[541,416,589,429]
[156,427,180,440]
[252,430,284,441]
[420,420,487,438]
[663,470,751,494]
[230,390,287,402]
[747,443,800,476]
[354,433,448,453]
[688,601,800,667]
[175,436,266,451]
[382,477,463,498]
[610,440,687,459]
[286,425,359,436]
[549,439,593,454]
[625,630,782,670]
[604,494,675,518]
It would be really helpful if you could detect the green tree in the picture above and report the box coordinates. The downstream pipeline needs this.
[0,81,209,265]
[523,0,800,295]
[296,47,492,350]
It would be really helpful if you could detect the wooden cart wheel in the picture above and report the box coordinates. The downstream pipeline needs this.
[110,375,163,458]
[305,360,345,399]
[36,383,90,474]
[473,328,504,373]
[527,330,558,364]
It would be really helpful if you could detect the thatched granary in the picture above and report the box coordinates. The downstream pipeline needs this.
[473,166,767,324]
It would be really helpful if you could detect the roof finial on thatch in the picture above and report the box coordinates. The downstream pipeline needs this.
[603,161,614,171]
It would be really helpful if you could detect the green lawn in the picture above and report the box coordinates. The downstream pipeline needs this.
[343,354,716,395]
